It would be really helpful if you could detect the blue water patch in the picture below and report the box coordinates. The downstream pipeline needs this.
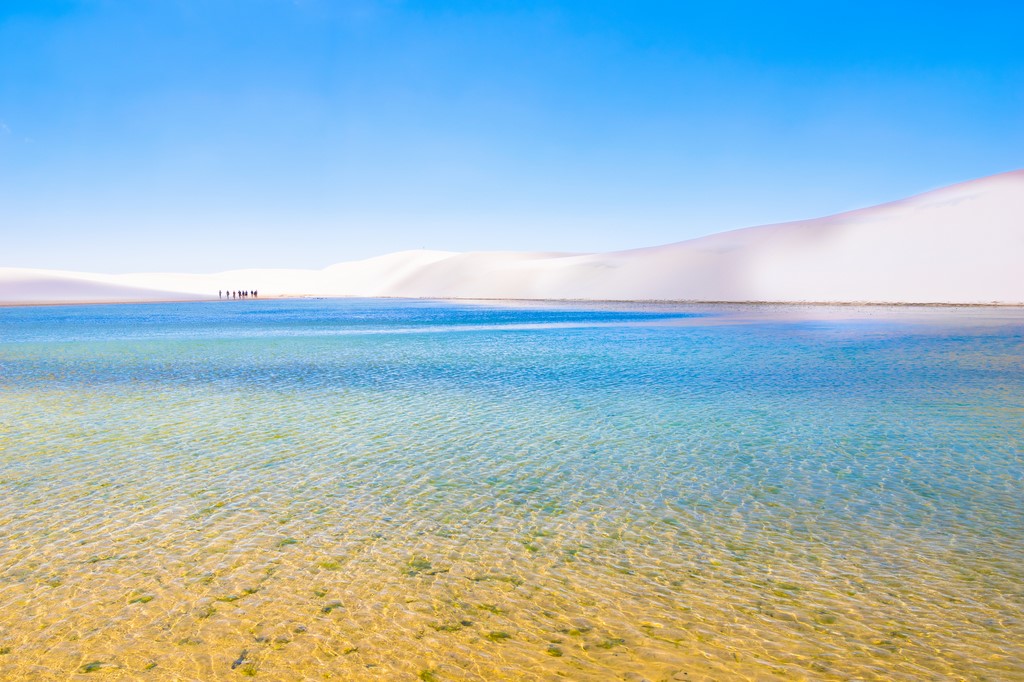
[0,299,1022,679]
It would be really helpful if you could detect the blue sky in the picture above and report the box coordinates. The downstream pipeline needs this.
[1,1,1021,272]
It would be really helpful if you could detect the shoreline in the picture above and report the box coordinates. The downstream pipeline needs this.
[2,294,1023,310]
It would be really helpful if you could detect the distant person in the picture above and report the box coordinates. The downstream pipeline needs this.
[218,290,222,299]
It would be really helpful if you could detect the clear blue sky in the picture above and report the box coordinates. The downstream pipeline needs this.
[1,1,1021,273]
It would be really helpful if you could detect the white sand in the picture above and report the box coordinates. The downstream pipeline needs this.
[3,170,1022,305]
[0,268,208,305]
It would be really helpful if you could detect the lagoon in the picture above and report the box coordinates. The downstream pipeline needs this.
[0,300,1022,680]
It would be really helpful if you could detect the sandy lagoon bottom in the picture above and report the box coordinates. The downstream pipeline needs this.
[0,299,1022,680]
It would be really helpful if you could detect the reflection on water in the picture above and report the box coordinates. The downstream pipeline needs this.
[1,300,1022,680]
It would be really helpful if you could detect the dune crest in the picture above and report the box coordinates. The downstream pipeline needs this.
[2,171,1022,305]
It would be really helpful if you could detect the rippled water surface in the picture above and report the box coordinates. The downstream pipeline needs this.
[1,299,1022,681]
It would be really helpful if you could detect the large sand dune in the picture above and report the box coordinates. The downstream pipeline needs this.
[0,268,208,305]
[2,170,1022,305]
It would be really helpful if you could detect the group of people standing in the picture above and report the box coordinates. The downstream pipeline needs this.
[219,290,258,299]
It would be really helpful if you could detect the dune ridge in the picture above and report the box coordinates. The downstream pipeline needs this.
[2,170,1022,305]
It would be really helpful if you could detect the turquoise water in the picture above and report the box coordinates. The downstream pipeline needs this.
[0,299,1022,680]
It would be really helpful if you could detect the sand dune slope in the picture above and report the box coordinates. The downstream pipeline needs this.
[365,170,1023,303]
[0,268,207,305]
[2,170,1022,305]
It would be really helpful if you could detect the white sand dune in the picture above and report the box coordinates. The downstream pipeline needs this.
[0,268,208,305]
[2,170,1022,305]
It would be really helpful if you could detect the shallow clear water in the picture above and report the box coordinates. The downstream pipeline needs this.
[0,299,1022,681]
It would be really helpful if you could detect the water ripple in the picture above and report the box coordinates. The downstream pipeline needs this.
[0,300,1022,680]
